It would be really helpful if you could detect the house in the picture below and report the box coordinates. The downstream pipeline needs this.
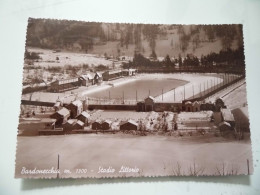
[18,118,57,132]
[48,78,79,93]
[122,69,137,76]
[50,107,70,126]
[219,121,232,131]
[185,101,193,112]
[192,101,201,112]
[66,100,83,118]
[101,119,112,130]
[77,111,90,125]
[74,120,84,130]
[79,73,94,86]
[144,96,156,111]
[120,119,139,131]
[92,119,102,130]
[63,119,77,132]
[102,69,123,81]
[221,108,235,128]
[94,72,103,84]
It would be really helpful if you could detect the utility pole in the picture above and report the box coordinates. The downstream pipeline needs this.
[57,154,60,178]
[162,88,164,101]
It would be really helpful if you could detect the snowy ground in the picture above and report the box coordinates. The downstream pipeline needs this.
[15,134,253,178]
[27,47,113,67]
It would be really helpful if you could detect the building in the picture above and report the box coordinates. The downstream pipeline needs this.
[219,121,232,131]
[74,120,84,130]
[185,101,193,112]
[66,100,83,118]
[200,102,215,111]
[18,118,57,131]
[103,69,137,81]
[102,69,123,81]
[94,72,103,84]
[48,78,79,93]
[63,119,77,131]
[120,119,138,131]
[221,108,235,128]
[77,111,90,125]
[192,101,201,112]
[50,107,70,126]
[78,73,94,86]
[92,119,102,130]
[101,119,112,130]
[144,96,156,111]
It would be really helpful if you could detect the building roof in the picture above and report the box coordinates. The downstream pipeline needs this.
[40,118,57,123]
[120,119,138,127]
[54,102,61,108]
[80,73,94,80]
[80,111,90,118]
[67,119,77,125]
[57,107,70,117]
[103,119,112,125]
[95,72,102,77]
[71,100,82,107]
[185,101,192,105]
[76,120,84,126]
[145,96,155,101]
[221,108,235,122]
[54,78,78,85]
[219,121,231,127]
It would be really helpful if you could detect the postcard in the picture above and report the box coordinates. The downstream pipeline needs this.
[15,18,253,178]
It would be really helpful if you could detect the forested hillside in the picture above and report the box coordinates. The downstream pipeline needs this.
[26,18,244,58]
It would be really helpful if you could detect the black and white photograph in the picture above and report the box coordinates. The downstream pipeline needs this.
[15,18,253,178]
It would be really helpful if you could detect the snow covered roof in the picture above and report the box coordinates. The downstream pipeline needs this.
[80,73,94,80]
[219,121,231,127]
[76,120,84,126]
[40,118,56,123]
[221,108,235,122]
[71,100,82,107]
[120,119,138,126]
[57,107,70,117]
[192,101,201,106]
[145,96,155,101]
[103,119,112,124]
[95,72,102,77]
[67,119,77,125]
[185,101,192,105]
[54,102,61,108]
[80,111,90,118]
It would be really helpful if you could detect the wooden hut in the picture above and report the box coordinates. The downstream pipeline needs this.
[66,100,83,118]
[92,119,102,130]
[101,119,112,130]
[120,119,138,131]
[50,107,70,126]
[77,111,90,125]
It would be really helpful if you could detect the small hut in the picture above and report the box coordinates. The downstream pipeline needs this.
[120,119,138,131]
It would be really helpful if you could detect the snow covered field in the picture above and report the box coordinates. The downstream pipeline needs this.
[15,134,253,178]
[26,47,113,67]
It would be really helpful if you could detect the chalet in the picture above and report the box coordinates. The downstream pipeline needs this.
[120,119,138,131]
[185,101,193,112]
[79,73,94,86]
[192,101,201,112]
[221,108,235,128]
[144,96,156,111]
[92,119,102,130]
[48,78,79,93]
[63,119,77,132]
[94,72,103,84]
[77,111,90,125]
[101,119,112,130]
[219,121,232,131]
[66,100,83,118]
[50,107,70,126]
